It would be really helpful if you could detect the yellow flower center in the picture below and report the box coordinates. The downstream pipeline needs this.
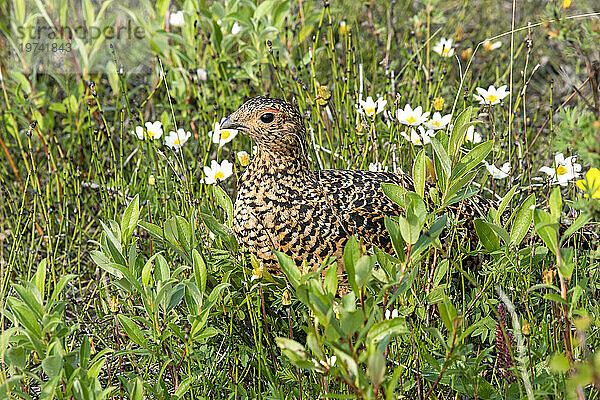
[221,130,231,139]
[406,116,417,124]
[556,165,567,175]
[486,94,498,103]
[442,47,450,55]
[484,42,493,51]
[432,121,440,127]
[365,107,375,116]
[174,139,181,145]
[215,171,225,180]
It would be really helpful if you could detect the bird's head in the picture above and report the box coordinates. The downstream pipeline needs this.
[220,96,306,155]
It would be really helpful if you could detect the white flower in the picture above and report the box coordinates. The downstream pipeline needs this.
[484,161,510,179]
[144,121,163,140]
[465,125,482,143]
[232,21,242,35]
[425,112,452,130]
[401,126,432,146]
[385,309,399,320]
[169,10,185,27]
[473,85,509,105]
[196,68,207,82]
[165,128,191,149]
[251,262,263,281]
[358,96,387,117]
[203,160,233,184]
[237,150,250,166]
[368,162,387,172]
[433,37,455,57]
[211,118,238,146]
[539,153,581,186]
[131,125,145,140]
[483,39,502,51]
[396,104,430,126]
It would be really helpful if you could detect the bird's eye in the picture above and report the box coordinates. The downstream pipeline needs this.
[260,113,274,123]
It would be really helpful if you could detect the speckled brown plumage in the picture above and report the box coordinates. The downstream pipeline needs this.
[222,96,487,275]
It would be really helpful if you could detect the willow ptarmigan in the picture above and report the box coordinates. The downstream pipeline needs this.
[221,96,485,274]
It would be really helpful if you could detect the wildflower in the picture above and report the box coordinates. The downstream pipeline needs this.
[165,128,191,149]
[465,125,482,143]
[401,126,432,146]
[237,151,250,166]
[251,261,263,281]
[196,68,208,82]
[211,118,238,146]
[148,175,155,186]
[562,0,572,8]
[461,47,473,60]
[483,39,502,51]
[396,104,429,126]
[170,10,185,27]
[425,112,452,130]
[203,160,233,184]
[339,20,349,35]
[433,97,445,111]
[473,85,509,105]
[385,308,399,319]
[484,161,510,179]
[539,153,581,186]
[231,21,242,35]
[358,96,387,117]
[368,162,384,172]
[433,37,455,57]
[131,125,145,140]
[576,168,600,199]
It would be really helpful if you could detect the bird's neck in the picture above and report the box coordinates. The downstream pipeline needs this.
[250,145,313,177]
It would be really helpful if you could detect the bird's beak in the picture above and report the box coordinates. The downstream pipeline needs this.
[220,116,247,131]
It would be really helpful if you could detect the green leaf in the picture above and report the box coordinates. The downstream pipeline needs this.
[42,354,63,378]
[384,216,405,260]
[474,219,500,252]
[5,346,26,369]
[192,249,207,294]
[33,258,47,302]
[549,187,562,221]
[438,296,458,334]
[174,378,191,398]
[50,274,76,303]
[355,255,375,288]
[164,216,192,256]
[211,185,234,226]
[275,251,301,289]
[561,212,592,243]
[494,185,518,226]
[430,137,451,180]
[413,149,426,199]
[343,236,360,295]
[130,376,144,400]
[324,265,338,296]
[534,209,559,255]
[448,106,473,158]
[117,315,147,347]
[79,335,91,369]
[141,253,161,287]
[381,183,407,207]
[120,195,140,244]
[510,194,535,245]
[367,318,408,344]
[368,349,386,389]
[451,140,493,182]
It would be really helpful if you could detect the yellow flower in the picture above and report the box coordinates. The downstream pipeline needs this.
[562,0,572,8]
[237,151,251,167]
[433,97,445,111]
[576,168,600,199]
